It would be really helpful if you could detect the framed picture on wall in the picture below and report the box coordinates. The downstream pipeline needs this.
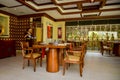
[58,27,62,38]
[0,14,9,37]
[47,25,53,38]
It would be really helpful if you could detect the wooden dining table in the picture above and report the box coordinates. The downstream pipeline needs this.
[33,43,67,72]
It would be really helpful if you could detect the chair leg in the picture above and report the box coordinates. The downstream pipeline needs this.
[108,50,111,55]
[40,57,42,67]
[82,58,84,68]
[28,60,30,66]
[23,59,25,69]
[101,50,103,55]
[66,63,69,70]
[33,59,36,72]
[37,59,39,63]
[79,64,83,77]
[82,62,84,68]
[63,62,66,75]
[68,63,70,68]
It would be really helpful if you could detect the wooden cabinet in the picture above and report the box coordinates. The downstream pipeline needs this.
[0,40,16,59]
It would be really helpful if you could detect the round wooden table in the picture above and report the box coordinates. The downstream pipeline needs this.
[33,44,66,72]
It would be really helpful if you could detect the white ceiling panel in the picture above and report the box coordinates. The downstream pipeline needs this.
[34,0,51,4]
[45,10,81,19]
[0,0,21,7]
[82,1,100,6]
[106,0,120,4]
[62,9,81,13]
[0,6,36,15]
[57,0,83,3]
[44,10,62,19]
[58,6,81,13]
[100,5,120,10]
[26,1,56,9]
[101,11,120,16]
[62,14,81,18]
[82,12,100,17]
[63,4,77,8]
[14,6,37,15]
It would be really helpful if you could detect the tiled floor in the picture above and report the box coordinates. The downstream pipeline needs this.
[0,50,120,80]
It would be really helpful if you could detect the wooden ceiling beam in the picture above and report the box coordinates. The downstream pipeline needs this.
[15,0,120,21]
[98,11,102,16]
[80,13,82,18]
[61,8,120,15]
[51,0,88,5]
[56,15,120,21]
[100,0,106,8]
[77,3,82,10]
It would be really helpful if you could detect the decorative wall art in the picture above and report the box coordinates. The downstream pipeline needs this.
[0,14,9,37]
[0,24,3,35]
[47,25,52,38]
[58,27,62,38]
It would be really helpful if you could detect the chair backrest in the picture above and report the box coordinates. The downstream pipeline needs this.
[66,42,75,51]
[82,42,87,54]
[65,42,86,62]
[100,41,104,49]
[100,41,112,48]
[20,42,29,56]
[79,43,86,61]
[20,42,29,49]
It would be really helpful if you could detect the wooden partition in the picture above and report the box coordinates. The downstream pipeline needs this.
[0,40,16,58]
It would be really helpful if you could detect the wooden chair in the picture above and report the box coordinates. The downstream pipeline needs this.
[67,41,81,51]
[63,43,85,77]
[73,43,87,68]
[20,41,42,72]
[100,41,113,55]
[69,43,86,67]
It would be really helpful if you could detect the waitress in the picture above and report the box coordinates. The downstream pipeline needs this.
[24,28,34,47]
